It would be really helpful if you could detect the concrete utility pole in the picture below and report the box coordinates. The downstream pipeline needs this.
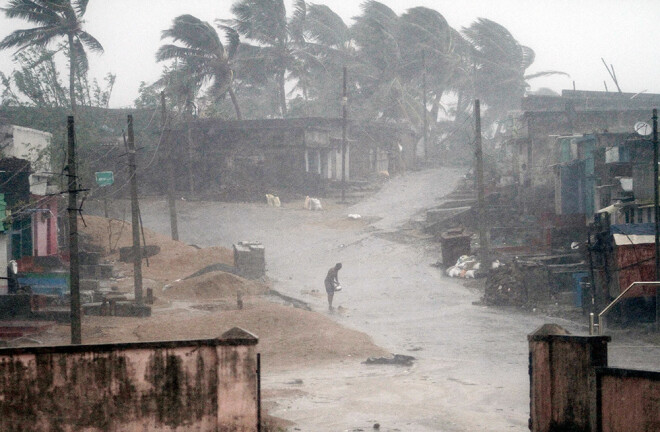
[653,108,659,330]
[475,100,489,269]
[341,66,348,203]
[161,92,179,241]
[127,115,143,304]
[67,116,81,345]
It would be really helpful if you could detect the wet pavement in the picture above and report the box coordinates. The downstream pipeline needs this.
[131,167,659,431]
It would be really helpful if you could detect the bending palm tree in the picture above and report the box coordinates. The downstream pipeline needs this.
[224,0,308,117]
[0,0,104,114]
[462,18,567,117]
[156,14,242,119]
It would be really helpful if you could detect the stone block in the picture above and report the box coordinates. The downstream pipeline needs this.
[79,252,100,266]
[119,245,161,263]
[80,279,100,291]
[233,241,266,279]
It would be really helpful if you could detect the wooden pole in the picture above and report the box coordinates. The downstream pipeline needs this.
[127,115,143,304]
[67,116,81,344]
[341,66,347,203]
[161,92,179,241]
[423,51,428,161]
[653,109,659,330]
[475,100,489,269]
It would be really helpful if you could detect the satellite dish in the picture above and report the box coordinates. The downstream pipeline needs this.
[634,121,652,136]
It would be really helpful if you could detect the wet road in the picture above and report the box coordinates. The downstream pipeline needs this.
[132,167,659,431]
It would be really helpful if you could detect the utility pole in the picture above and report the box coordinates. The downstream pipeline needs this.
[67,116,81,345]
[341,66,347,203]
[423,51,428,161]
[653,108,659,330]
[161,92,179,241]
[127,115,143,304]
[475,100,489,269]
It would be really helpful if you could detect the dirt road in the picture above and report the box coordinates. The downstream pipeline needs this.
[131,167,659,431]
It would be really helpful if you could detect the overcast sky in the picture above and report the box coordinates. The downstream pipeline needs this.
[1,0,658,108]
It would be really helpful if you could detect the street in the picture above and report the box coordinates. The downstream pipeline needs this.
[133,167,659,431]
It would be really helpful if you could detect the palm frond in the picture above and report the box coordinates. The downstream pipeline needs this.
[78,31,103,53]
[161,15,222,54]
[288,0,306,43]
[524,70,570,80]
[73,0,89,17]
[2,0,60,25]
[0,26,63,51]
[216,24,240,60]
[305,3,349,48]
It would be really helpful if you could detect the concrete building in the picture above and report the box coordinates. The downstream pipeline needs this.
[0,125,58,293]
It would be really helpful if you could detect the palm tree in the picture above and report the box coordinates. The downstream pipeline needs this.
[223,0,308,117]
[0,0,104,114]
[461,18,567,118]
[350,1,421,122]
[290,3,355,116]
[156,14,242,119]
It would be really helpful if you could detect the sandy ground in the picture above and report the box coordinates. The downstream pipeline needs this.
[29,215,387,381]
[74,167,660,431]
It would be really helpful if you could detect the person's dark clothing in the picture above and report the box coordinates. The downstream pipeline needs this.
[325,267,340,293]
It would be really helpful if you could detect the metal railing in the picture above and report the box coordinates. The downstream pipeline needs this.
[589,281,660,335]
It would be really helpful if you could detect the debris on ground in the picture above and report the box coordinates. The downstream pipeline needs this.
[304,196,323,210]
[266,194,281,207]
[363,354,416,366]
[445,255,501,279]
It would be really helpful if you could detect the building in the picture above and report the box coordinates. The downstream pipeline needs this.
[0,124,58,293]
[171,117,415,199]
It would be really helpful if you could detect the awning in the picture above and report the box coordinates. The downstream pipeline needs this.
[613,234,655,246]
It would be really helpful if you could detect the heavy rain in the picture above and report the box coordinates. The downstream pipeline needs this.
[0,1,658,431]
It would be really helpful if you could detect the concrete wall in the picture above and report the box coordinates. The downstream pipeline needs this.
[0,328,258,432]
[597,368,660,432]
[528,324,659,432]
[0,125,52,195]
[528,324,609,432]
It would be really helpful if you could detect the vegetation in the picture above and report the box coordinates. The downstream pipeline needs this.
[0,0,564,190]
[0,0,104,114]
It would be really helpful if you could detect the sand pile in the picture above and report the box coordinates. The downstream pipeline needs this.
[161,271,268,301]
[132,300,388,370]
[79,215,234,283]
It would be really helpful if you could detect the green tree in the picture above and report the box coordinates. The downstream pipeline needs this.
[156,14,242,119]
[461,18,566,118]
[289,3,355,117]
[224,0,309,117]
[1,46,114,109]
[0,0,104,115]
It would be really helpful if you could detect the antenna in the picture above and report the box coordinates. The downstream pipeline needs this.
[601,58,622,93]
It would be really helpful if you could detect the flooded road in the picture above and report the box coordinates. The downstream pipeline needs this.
[133,167,659,431]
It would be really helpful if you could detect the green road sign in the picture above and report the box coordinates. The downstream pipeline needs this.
[95,171,114,187]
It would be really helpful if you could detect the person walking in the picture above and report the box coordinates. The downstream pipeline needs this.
[324,263,342,310]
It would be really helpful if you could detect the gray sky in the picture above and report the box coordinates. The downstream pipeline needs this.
[1,0,658,108]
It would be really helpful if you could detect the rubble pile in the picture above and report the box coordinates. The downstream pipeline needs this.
[483,260,552,307]
[484,265,526,306]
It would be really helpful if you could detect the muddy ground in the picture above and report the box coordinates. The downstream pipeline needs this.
[53,168,660,431]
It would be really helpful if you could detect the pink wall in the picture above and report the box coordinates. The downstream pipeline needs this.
[599,369,660,432]
[0,328,258,431]
[529,324,659,432]
[31,196,58,257]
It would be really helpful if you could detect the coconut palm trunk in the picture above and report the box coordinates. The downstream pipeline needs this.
[68,33,77,115]
[229,87,242,120]
[278,71,287,116]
